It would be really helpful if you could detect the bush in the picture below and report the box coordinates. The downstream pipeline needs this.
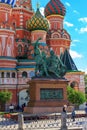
[67,86,86,106]
[0,91,12,111]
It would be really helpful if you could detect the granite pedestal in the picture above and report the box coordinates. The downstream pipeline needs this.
[24,78,69,114]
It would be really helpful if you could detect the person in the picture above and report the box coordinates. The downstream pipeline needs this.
[33,37,41,57]
[9,104,14,113]
[85,103,87,115]
[71,108,76,121]
[61,105,67,130]
[21,103,26,112]
[39,51,49,77]
[16,104,20,111]
[63,105,67,113]
[47,49,66,78]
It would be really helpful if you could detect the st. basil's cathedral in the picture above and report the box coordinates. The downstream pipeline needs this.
[0,0,85,109]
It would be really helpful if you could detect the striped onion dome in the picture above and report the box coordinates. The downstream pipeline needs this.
[27,8,50,32]
[0,0,16,7]
[44,0,66,17]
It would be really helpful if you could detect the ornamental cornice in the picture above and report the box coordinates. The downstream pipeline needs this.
[48,38,71,42]
[0,3,11,10]
[0,29,15,33]
[0,57,17,61]
[12,7,34,14]
[46,14,64,19]
[66,71,85,75]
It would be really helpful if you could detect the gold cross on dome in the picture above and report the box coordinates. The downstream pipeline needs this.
[36,2,40,9]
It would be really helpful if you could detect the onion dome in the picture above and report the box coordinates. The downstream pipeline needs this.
[44,0,66,17]
[27,7,50,31]
[0,0,16,7]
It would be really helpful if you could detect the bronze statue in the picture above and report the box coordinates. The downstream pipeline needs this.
[33,38,66,78]
[33,37,42,56]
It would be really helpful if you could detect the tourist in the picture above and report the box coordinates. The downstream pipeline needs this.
[9,104,14,113]
[61,105,67,130]
[71,108,76,121]
[63,105,67,113]
[21,103,26,112]
[85,103,87,115]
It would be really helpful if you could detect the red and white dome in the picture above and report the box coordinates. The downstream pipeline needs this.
[44,0,66,17]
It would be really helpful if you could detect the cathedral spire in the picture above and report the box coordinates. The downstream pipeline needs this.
[36,2,40,9]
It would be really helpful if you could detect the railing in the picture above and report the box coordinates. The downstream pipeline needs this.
[0,78,29,85]
[0,113,87,130]
[0,115,18,130]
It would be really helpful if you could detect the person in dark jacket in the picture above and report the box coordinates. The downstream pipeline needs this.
[71,108,76,121]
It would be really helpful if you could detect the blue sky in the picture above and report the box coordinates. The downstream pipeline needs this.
[32,0,87,74]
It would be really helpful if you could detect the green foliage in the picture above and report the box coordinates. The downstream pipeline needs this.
[85,74,87,93]
[0,112,9,115]
[84,74,87,85]
[0,91,12,104]
[67,86,86,105]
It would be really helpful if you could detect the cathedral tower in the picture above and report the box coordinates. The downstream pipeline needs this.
[0,1,16,69]
[44,0,71,56]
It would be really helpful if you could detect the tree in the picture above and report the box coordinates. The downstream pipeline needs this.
[67,86,86,106]
[85,74,87,93]
[0,91,12,111]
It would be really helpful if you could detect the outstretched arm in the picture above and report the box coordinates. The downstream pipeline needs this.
[33,37,42,47]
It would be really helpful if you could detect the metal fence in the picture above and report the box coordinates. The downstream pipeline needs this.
[0,113,87,130]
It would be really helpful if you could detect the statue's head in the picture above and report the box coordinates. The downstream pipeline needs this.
[50,50,54,56]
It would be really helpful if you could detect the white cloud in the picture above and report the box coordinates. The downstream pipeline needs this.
[79,26,87,33]
[71,43,76,47]
[72,40,80,43]
[64,21,74,27]
[73,10,79,14]
[40,7,44,16]
[85,69,87,74]
[78,68,85,73]
[75,27,87,34]
[70,50,83,59]
[79,17,87,23]
[79,68,87,74]
[71,40,80,47]
[75,28,78,32]
[65,2,71,7]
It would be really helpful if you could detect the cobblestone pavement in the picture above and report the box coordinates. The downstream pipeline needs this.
[0,117,85,130]
[0,116,18,130]
[0,111,87,130]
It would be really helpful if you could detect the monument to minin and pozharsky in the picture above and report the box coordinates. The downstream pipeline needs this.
[25,38,69,114]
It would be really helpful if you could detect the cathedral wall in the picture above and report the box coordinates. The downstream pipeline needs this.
[65,72,85,93]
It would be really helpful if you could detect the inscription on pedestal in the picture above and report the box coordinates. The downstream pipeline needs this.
[40,88,63,100]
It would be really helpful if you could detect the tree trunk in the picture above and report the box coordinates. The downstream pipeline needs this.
[0,102,5,111]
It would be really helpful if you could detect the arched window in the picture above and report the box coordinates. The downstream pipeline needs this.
[18,44,22,53]
[1,72,4,78]
[6,72,10,78]
[24,45,28,52]
[70,81,78,88]
[54,22,57,29]
[13,22,16,28]
[12,72,16,78]
[53,34,59,38]
[22,71,27,78]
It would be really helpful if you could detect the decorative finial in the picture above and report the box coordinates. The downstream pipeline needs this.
[36,2,40,9]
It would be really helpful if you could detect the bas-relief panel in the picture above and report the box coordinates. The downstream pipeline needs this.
[40,88,63,100]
